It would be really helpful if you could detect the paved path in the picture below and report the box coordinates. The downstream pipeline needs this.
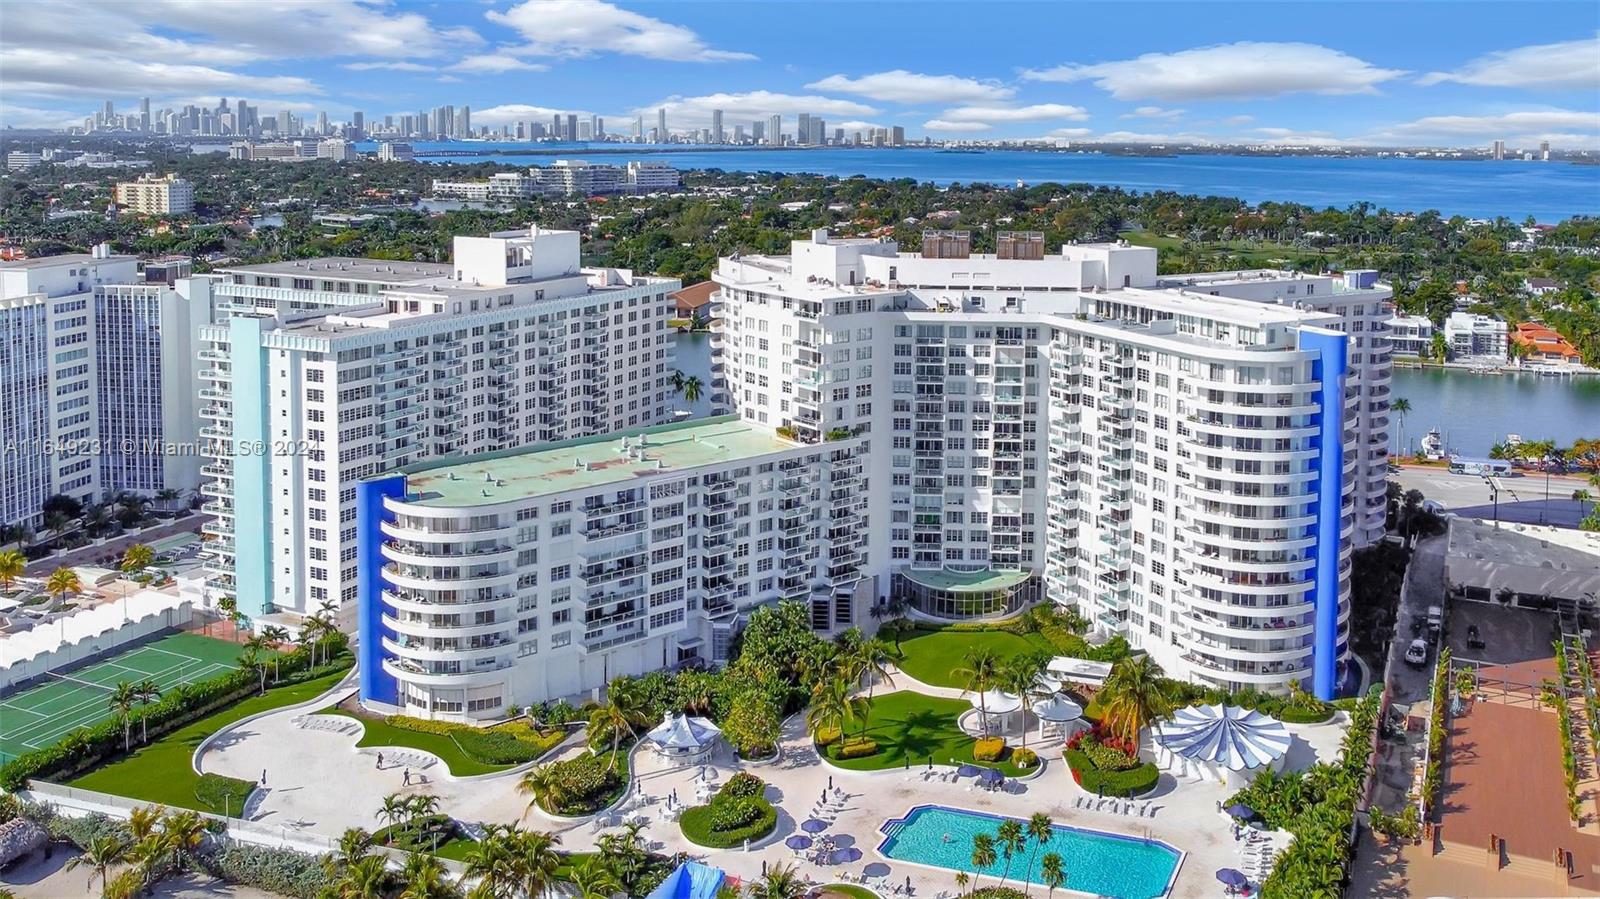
[1393,464,1593,529]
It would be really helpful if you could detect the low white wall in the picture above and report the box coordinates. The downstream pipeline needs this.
[0,600,193,692]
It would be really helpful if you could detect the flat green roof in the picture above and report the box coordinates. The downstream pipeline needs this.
[398,415,799,507]
[902,568,1031,593]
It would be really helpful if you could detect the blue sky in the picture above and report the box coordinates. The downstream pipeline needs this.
[3,1,1598,147]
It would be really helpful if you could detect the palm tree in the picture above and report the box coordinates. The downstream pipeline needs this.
[119,543,154,579]
[852,637,898,701]
[1003,654,1049,752]
[125,834,169,895]
[680,374,704,408]
[748,863,807,899]
[160,808,207,873]
[329,826,373,873]
[518,763,569,818]
[333,854,391,899]
[155,488,181,513]
[805,675,867,742]
[400,851,460,899]
[995,819,1026,889]
[1430,331,1449,364]
[110,681,138,751]
[1040,852,1066,899]
[216,596,240,642]
[462,824,521,898]
[64,833,127,895]
[0,549,24,594]
[260,625,291,681]
[132,678,161,743]
[1574,490,1593,517]
[566,856,620,899]
[1023,813,1054,894]
[954,872,970,897]
[969,833,997,891]
[1391,397,1412,455]
[45,566,82,610]
[587,686,645,772]
[126,805,162,843]
[408,794,442,838]
[378,793,410,839]
[514,828,563,899]
[955,647,1003,737]
[1098,655,1173,747]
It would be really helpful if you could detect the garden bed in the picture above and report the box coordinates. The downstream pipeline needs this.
[374,813,466,854]
[322,707,564,775]
[1064,725,1159,797]
[678,772,777,848]
[526,746,633,817]
[815,691,1038,777]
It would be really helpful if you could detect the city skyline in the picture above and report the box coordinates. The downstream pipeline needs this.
[2,1,1597,148]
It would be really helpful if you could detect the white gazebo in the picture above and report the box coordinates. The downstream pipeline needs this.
[647,712,722,760]
[1155,704,1292,788]
[1030,694,1084,740]
[969,690,1023,734]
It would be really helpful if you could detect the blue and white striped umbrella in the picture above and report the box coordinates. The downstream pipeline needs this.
[1156,704,1291,772]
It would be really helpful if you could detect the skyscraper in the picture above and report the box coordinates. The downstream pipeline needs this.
[751,120,764,142]
[711,109,724,143]
[459,106,470,138]
[594,116,603,138]
[768,114,782,145]
[139,97,151,132]
[797,113,811,145]
[566,114,578,144]
[317,111,329,136]
[658,107,667,141]
[1492,139,1506,160]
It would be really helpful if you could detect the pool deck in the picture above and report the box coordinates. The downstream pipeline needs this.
[190,665,1348,898]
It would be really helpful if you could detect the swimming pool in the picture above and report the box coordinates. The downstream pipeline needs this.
[878,805,1183,899]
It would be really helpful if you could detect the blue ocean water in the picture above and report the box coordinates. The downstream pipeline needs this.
[878,805,1182,899]
[355,141,1599,220]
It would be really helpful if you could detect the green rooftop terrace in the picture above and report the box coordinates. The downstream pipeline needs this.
[901,567,1031,593]
[396,416,800,507]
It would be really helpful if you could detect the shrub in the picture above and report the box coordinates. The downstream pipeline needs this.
[974,737,1006,761]
[1012,747,1038,769]
[194,772,255,815]
[708,796,766,831]
[679,797,778,848]
[970,889,1030,899]
[834,736,879,760]
[375,813,460,852]
[203,842,333,899]
[0,650,352,791]
[379,714,564,765]
[538,753,624,815]
[1065,749,1159,797]
[814,724,841,747]
[718,772,766,801]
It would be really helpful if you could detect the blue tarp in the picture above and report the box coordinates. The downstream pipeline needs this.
[645,861,726,899]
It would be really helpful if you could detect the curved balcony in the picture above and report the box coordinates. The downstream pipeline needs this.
[380,517,515,543]
[382,564,517,593]
[1183,655,1313,687]
[382,613,510,640]
[380,541,515,569]
[1188,529,1317,554]
[1184,632,1316,663]
[1186,612,1315,641]
[1184,591,1315,618]
[381,589,512,615]
[382,634,511,664]
[1188,504,1315,533]
[1188,417,1319,442]
[1185,568,1314,596]
[1189,394,1319,417]
[1187,484,1314,509]
[381,657,511,688]
[1188,440,1317,464]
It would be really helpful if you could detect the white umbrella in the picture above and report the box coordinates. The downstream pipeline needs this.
[972,689,1022,715]
[647,713,722,756]
[1030,695,1083,722]
[1156,704,1291,777]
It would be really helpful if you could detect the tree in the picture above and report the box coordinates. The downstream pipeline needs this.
[514,828,564,899]
[852,637,898,702]
[806,674,866,741]
[64,833,127,895]
[955,872,970,897]
[110,681,138,751]
[722,686,781,759]
[328,826,373,874]
[242,634,270,693]
[566,855,620,899]
[332,854,391,899]
[1002,653,1050,751]
[400,851,460,899]
[119,543,154,579]
[1098,655,1173,746]
[1430,331,1449,364]
[679,374,704,408]
[749,863,806,899]
[1574,489,1594,517]
[955,647,1003,737]
[969,833,997,890]
[160,808,207,873]
[462,824,522,899]
[518,764,569,819]
[216,596,240,642]
[1040,852,1067,899]
[1390,397,1411,455]
[1024,813,1054,894]
[45,566,82,610]
[260,625,291,681]
[588,686,646,771]
[996,819,1026,889]
[0,549,24,593]
[132,678,161,743]
[378,793,410,838]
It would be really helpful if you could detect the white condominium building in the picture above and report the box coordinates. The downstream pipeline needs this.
[356,417,868,718]
[1442,311,1508,360]
[709,229,1392,699]
[0,246,211,532]
[197,227,680,625]
[114,173,195,215]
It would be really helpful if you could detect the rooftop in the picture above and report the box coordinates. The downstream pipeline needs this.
[0,253,135,269]
[395,416,800,507]
[1445,517,1600,598]
[217,257,451,281]
[901,567,1031,593]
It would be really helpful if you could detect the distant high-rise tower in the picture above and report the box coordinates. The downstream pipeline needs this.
[633,115,644,140]
[352,111,365,140]
[658,107,667,141]
[751,120,764,141]
[811,118,826,145]
[459,106,470,138]
[139,97,151,132]
[1540,141,1551,161]
[797,113,811,145]
[890,125,905,146]
[594,116,603,138]
[1492,139,1506,160]
[712,109,724,143]
[566,114,578,143]
[317,111,329,136]
[769,114,782,145]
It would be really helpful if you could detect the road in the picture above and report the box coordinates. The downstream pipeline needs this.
[1366,532,1447,813]
[1392,463,1594,529]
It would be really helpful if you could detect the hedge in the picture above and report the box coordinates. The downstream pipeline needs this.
[1012,747,1038,769]
[0,645,351,791]
[194,772,255,815]
[1065,749,1160,797]
[380,714,565,765]
[203,842,334,899]
[679,797,778,848]
[973,737,1005,762]
[718,772,766,800]
[834,736,878,759]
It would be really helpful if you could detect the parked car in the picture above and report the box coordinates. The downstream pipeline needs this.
[1467,624,1486,649]
[1405,638,1430,667]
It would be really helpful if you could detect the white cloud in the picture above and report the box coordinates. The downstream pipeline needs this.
[487,0,755,62]
[1122,106,1184,120]
[1084,130,1219,145]
[1022,42,1405,101]
[2,48,322,99]
[450,54,548,74]
[1419,34,1600,90]
[344,62,434,73]
[0,103,87,130]
[925,119,993,132]
[937,104,1088,123]
[805,70,1012,104]
[1223,115,1255,126]
[471,104,596,126]
[1369,108,1600,147]
[634,91,879,131]
[1047,127,1093,138]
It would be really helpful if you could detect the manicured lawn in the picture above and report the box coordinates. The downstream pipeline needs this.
[821,691,1039,778]
[820,885,879,899]
[321,709,510,777]
[68,668,351,811]
[894,628,1055,688]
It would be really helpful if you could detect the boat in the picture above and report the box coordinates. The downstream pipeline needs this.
[1419,428,1445,460]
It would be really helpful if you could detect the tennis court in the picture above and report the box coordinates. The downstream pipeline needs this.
[0,631,242,762]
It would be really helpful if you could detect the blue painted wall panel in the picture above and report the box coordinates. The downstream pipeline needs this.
[1297,328,1349,700]
[357,475,407,706]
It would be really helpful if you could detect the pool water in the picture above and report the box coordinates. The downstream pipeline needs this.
[878,805,1182,899]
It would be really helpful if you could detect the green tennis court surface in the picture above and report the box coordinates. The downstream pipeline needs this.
[0,631,242,763]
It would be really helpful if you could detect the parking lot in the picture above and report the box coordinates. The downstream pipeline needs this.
[1392,464,1591,529]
